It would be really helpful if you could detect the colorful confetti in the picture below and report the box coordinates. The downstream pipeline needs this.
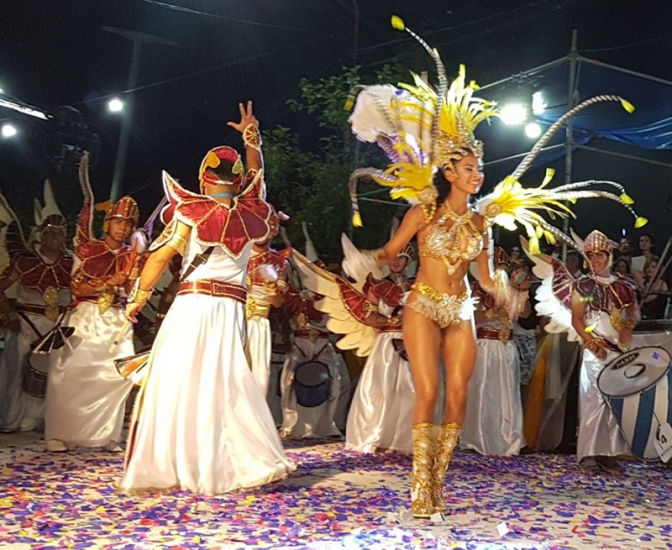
[1,432,670,549]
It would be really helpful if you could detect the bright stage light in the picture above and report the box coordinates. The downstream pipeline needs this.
[532,91,547,114]
[500,103,527,126]
[108,98,124,112]
[525,121,542,139]
[1,123,17,138]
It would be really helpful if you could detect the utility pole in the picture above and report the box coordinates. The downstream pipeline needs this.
[102,26,175,201]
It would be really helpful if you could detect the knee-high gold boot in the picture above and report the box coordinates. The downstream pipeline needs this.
[410,423,438,518]
[431,421,462,514]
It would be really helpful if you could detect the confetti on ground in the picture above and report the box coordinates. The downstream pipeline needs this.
[1,432,671,549]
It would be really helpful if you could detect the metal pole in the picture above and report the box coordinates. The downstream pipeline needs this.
[562,30,579,262]
[103,27,175,202]
[110,39,142,202]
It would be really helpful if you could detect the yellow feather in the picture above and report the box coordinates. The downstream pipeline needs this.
[391,15,405,31]
[619,193,634,205]
[635,216,649,228]
[352,211,363,227]
[620,99,635,113]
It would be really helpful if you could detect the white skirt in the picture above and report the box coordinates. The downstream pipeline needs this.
[577,349,630,460]
[119,293,295,495]
[346,332,415,454]
[246,316,271,397]
[461,339,525,456]
[44,302,135,447]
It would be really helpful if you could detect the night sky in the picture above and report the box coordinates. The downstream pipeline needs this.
[1,0,671,245]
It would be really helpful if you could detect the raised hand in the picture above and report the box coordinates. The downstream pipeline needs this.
[227,101,258,133]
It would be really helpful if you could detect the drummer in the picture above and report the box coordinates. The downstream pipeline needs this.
[570,230,638,473]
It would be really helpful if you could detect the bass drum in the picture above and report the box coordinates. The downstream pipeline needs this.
[294,360,331,408]
[598,346,672,461]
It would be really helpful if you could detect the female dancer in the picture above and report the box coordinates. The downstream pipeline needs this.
[345,16,646,518]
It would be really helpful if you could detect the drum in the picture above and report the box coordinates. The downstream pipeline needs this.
[294,360,331,408]
[22,353,51,398]
[598,346,672,461]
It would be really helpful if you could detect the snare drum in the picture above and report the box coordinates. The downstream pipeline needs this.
[598,346,672,461]
[22,353,51,398]
[294,360,331,408]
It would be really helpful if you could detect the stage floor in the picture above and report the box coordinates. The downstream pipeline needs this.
[1,432,670,549]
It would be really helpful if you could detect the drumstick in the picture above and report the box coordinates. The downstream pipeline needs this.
[109,320,131,354]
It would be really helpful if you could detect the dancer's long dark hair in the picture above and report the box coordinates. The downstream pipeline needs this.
[432,168,451,207]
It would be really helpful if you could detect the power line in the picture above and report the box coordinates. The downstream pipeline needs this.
[73,33,339,106]
[579,29,672,53]
[140,0,319,34]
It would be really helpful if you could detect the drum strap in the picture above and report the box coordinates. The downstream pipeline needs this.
[15,311,44,339]
[296,341,330,361]
[181,246,215,283]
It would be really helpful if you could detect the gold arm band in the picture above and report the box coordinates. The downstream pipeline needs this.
[128,280,153,304]
[166,232,188,255]
[242,123,262,150]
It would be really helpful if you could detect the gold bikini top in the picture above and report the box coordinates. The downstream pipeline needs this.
[419,204,486,275]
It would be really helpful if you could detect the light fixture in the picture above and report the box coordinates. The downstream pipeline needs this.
[532,91,547,114]
[500,103,528,126]
[525,121,542,139]
[0,98,48,120]
[108,97,124,113]
[1,123,17,138]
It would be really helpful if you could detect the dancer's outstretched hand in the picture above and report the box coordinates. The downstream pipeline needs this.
[227,101,258,133]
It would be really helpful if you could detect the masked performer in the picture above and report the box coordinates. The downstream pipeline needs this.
[45,153,141,453]
[461,247,528,456]
[245,206,290,397]
[0,183,72,432]
[340,16,644,517]
[119,102,294,495]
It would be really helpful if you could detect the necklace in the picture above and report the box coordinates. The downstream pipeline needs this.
[211,192,234,199]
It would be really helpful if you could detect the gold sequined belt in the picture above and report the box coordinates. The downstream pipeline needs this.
[246,298,271,320]
[477,327,512,343]
[178,280,247,304]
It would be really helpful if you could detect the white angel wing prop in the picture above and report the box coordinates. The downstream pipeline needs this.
[521,237,580,341]
[293,249,377,357]
[340,233,384,290]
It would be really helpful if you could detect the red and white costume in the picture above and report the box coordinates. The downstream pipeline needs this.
[346,273,415,453]
[45,186,139,449]
[0,216,72,432]
[245,246,290,397]
[120,166,294,494]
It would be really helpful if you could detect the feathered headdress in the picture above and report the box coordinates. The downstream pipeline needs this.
[346,15,647,253]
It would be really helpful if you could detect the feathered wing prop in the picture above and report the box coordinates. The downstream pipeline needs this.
[292,249,377,357]
[75,151,95,248]
[521,237,580,341]
[0,187,28,267]
[340,233,384,289]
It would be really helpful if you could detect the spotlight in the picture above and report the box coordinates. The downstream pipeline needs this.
[532,91,547,114]
[1,123,17,138]
[108,97,124,113]
[525,122,542,139]
[500,103,528,126]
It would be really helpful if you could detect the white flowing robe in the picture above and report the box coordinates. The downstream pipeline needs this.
[0,286,70,431]
[120,237,294,494]
[461,317,526,456]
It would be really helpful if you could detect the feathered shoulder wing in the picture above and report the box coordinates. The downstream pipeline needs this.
[292,249,378,357]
